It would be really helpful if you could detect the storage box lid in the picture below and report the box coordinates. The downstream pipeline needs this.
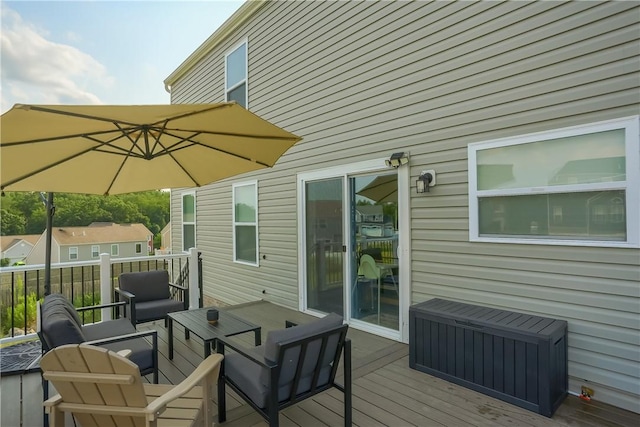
[410,298,567,338]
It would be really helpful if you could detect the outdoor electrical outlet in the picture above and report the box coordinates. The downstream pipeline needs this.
[581,386,594,397]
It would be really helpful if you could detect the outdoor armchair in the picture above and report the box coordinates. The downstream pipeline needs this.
[216,312,352,427]
[41,343,223,427]
[115,270,188,326]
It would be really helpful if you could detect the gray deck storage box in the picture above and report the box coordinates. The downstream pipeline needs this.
[409,298,567,417]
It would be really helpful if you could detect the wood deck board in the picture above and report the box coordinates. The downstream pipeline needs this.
[2,300,638,427]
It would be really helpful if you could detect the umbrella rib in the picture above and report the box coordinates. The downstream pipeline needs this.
[104,127,152,195]
[17,105,147,128]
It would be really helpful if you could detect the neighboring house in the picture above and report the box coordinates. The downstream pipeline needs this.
[26,222,153,264]
[0,234,40,265]
[164,1,639,412]
[157,222,172,255]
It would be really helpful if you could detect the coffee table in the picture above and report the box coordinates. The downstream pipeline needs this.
[168,307,261,359]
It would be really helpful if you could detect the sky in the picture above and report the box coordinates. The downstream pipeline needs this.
[0,0,245,113]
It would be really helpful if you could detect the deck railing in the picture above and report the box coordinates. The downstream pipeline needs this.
[0,249,202,339]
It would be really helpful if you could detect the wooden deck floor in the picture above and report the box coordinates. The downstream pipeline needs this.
[1,301,638,427]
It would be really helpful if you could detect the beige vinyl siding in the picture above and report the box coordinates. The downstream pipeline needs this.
[169,0,639,412]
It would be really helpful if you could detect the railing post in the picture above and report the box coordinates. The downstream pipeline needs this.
[188,248,200,310]
[100,253,112,321]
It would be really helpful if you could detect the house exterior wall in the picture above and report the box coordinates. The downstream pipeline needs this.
[1,241,33,265]
[57,242,148,263]
[26,233,58,265]
[168,1,640,412]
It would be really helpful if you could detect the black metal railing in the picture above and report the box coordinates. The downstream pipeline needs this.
[0,252,193,338]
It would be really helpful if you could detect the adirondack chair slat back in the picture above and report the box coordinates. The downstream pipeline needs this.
[41,344,148,427]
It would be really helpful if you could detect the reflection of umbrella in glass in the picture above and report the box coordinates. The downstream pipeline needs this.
[357,174,397,203]
[0,102,301,294]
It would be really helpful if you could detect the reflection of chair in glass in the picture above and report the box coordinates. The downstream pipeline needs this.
[358,254,398,322]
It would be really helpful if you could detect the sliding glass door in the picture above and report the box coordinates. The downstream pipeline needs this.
[350,173,399,331]
[300,162,402,336]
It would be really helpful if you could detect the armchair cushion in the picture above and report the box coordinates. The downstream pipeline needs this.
[118,270,171,302]
[134,299,185,322]
[83,318,154,373]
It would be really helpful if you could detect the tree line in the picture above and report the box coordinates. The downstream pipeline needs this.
[0,191,170,243]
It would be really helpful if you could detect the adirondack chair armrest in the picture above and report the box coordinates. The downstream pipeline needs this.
[117,349,132,359]
[43,393,62,408]
[216,336,275,368]
[146,353,224,414]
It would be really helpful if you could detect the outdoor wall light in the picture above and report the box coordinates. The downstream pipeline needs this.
[416,170,436,193]
[385,152,409,168]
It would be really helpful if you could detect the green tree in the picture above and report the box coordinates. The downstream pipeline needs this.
[0,190,169,244]
[0,208,26,235]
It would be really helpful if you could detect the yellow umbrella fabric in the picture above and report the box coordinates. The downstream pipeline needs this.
[1,103,301,195]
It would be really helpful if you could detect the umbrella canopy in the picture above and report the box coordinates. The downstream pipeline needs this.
[0,102,301,294]
[357,174,397,203]
[1,103,301,195]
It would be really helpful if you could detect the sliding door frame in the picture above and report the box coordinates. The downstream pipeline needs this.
[297,157,411,342]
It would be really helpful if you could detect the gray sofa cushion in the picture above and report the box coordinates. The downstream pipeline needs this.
[83,318,154,373]
[41,294,85,348]
[119,270,170,302]
[43,293,83,327]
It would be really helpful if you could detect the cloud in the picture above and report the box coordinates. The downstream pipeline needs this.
[0,8,114,112]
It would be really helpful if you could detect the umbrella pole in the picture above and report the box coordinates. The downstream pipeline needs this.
[43,192,55,296]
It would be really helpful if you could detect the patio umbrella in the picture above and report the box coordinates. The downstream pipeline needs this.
[0,102,301,294]
[357,174,397,203]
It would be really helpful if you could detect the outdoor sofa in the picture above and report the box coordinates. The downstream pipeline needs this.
[37,293,158,382]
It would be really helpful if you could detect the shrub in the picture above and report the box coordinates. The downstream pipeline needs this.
[2,292,40,336]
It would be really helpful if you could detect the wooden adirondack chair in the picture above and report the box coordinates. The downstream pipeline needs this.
[41,344,223,427]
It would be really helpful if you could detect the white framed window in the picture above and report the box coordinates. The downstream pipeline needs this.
[111,244,119,256]
[233,180,258,266]
[468,116,639,247]
[182,191,196,252]
[135,243,142,254]
[69,247,78,260]
[91,245,100,258]
[225,39,248,108]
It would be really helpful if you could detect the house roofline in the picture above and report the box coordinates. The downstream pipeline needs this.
[163,0,267,93]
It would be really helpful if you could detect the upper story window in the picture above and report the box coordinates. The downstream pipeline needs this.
[91,245,100,258]
[182,191,196,252]
[69,247,78,260]
[468,116,639,247]
[135,243,143,254]
[233,181,258,266]
[111,244,119,256]
[225,40,247,108]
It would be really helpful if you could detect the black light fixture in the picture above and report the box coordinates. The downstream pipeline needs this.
[416,170,436,193]
[385,152,409,168]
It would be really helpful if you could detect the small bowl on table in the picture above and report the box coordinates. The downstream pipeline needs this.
[206,309,219,325]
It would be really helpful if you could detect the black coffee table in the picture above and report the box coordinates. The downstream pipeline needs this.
[168,307,261,359]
